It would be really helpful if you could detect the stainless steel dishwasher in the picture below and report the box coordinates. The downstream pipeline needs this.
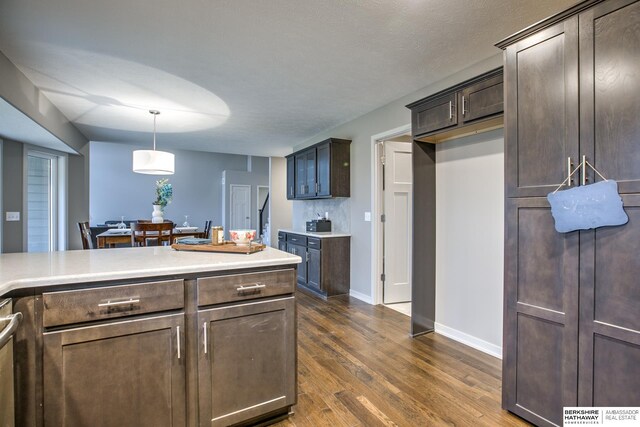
[0,299,22,427]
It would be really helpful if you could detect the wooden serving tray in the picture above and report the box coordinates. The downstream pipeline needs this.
[171,241,266,254]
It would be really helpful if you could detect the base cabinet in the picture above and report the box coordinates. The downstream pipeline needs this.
[19,266,298,427]
[43,314,186,427]
[278,231,350,299]
[197,297,296,427]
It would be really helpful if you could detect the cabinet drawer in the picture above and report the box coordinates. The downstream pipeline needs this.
[286,233,307,246]
[197,269,295,306]
[43,279,184,328]
[307,237,321,249]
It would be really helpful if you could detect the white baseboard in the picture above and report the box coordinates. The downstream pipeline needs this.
[434,322,502,359]
[349,289,374,304]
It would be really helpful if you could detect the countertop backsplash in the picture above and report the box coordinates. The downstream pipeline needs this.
[292,198,350,233]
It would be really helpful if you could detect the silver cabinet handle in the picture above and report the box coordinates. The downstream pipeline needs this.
[462,96,467,116]
[449,101,453,120]
[236,283,266,292]
[315,183,319,193]
[290,186,294,197]
[203,322,207,355]
[567,157,573,187]
[306,252,310,262]
[0,312,22,349]
[582,155,587,185]
[98,298,140,307]
[177,326,181,359]
[317,182,321,193]
[300,184,305,194]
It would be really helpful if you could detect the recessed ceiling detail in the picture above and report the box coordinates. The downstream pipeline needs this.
[0,0,576,156]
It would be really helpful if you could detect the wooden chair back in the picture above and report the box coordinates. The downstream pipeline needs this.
[203,220,212,239]
[77,222,94,249]
[130,221,174,247]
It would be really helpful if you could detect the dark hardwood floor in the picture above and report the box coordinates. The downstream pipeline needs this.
[274,292,530,427]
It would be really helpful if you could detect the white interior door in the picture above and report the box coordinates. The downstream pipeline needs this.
[383,141,413,304]
[230,184,251,230]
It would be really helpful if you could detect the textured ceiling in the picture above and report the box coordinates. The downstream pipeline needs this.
[0,0,576,156]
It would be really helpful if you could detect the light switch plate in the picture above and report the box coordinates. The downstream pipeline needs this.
[6,212,20,221]
[364,211,371,222]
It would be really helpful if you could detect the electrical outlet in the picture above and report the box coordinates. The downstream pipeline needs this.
[364,211,371,222]
[6,212,20,221]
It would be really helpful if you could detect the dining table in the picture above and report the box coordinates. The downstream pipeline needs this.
[96,227,206,248]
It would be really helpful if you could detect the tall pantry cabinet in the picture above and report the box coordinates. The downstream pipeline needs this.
[497,0,640,426]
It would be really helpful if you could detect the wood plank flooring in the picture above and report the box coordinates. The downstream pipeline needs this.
[274,292,530,427]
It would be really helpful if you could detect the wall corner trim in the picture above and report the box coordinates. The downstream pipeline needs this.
[434,322,502,359]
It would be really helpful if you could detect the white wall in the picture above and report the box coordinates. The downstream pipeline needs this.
[268,157,292,248]
[434,129,504,357]
[90,141,251,228]
[291,54,505,357]
[293,54,503,298]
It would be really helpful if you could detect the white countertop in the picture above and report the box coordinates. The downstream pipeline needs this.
[278,229,351,238]
[0,246,301,296]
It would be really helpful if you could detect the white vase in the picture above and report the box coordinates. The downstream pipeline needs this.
[152,204,164,223]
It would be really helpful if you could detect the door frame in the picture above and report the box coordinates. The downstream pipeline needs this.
[370,123,411,305]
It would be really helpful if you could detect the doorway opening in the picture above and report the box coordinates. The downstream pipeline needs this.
[371,124,413,318]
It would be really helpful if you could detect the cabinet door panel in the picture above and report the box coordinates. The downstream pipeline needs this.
[412,93,457,137]
[307,248,321,291]
[286,156,295,200]
[580,0,640,193]
[294,153,307,198]
[198,297,296,427]
[305,149,317,197]
[504,198,578,426]
[316,143,330,197]
[460,73,503,123]
[505,18,579,197]
[579,194,640,405]
[288,243,307,285]
[43,314,185,427]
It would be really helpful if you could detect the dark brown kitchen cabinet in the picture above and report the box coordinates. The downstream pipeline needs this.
[286,138,350,199]
[197,297,296,427]
[410,92,457,136]
[295,149,316,198]
[43,314,186,427]
[498,0,640,425]
[407,68,503,144]
[503,198,578,426]
[460,72,503,124]
[286,155,295,200]
[287,242,307,285]
[279,232,350,299]
[504,18,579,198]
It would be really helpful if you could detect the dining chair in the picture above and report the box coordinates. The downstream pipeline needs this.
[77,222,94,250]
[130,221,174,247]
[203,220,212,239]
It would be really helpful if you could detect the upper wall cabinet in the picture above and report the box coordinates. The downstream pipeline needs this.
[286,138,351,200]
[407,68,504,143]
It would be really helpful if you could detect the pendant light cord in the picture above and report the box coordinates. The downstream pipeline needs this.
[150,110,160,151]
[153,112,157,151]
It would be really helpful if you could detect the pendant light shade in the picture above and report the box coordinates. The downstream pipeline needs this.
[133,110,175,175]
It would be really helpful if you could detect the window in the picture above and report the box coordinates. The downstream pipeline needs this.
[27,152,59,252]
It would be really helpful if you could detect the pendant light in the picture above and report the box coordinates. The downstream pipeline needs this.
[132,110,175,175]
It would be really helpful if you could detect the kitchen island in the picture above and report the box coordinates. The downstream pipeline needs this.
[0,246,301,427]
